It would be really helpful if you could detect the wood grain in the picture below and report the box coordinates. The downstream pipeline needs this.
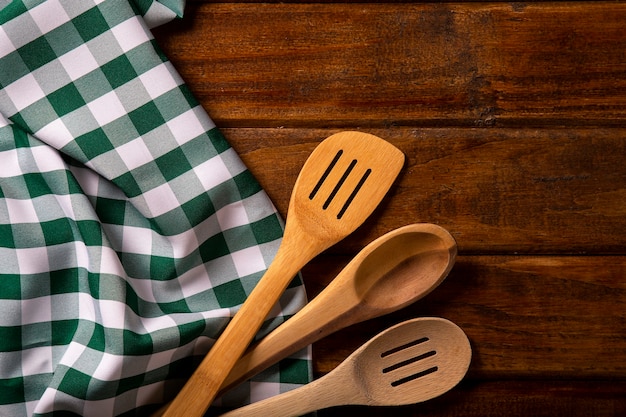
[305,255,626,379]
[154,2,626,128]
[221,127,626,255]
[316,380,626,417]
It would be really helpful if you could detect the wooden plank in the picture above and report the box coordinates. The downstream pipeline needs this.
[315,380,626,417]
[153,2,626,128]
[304,255,626,378]
[222,127,626,254]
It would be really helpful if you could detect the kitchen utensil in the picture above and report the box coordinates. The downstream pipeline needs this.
[219,223,457,394]
[218,317,472,417]
[160,131,404,416]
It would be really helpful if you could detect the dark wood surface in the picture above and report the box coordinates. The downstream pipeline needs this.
[153,2,626,416]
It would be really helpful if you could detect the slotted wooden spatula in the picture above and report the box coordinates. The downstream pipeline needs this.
[160,131,404,417]
[218,317,472,417]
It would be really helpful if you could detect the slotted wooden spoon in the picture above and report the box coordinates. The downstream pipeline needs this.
[218,317,472,417]
[160,131,404,416]
[218,223,457,394]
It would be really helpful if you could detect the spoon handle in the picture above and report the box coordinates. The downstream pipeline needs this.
[219,269,360,393]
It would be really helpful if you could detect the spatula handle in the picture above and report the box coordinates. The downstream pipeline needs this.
[218,369,356,417]
[218,381,320,417]
[160,240,318,417]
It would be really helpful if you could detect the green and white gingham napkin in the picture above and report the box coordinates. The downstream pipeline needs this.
[0,1,312,415]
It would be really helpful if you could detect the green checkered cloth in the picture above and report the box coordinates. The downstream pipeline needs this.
[0,1,312,416]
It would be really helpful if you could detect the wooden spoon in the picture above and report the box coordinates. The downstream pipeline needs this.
[160,131,404,416]
[218,317,472,417]
[218,223,457,394]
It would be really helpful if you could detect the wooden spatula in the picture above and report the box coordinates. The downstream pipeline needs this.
[218,317,472,417]
[160,131,404,416]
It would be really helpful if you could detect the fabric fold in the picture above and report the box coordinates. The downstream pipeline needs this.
[0,1,311,416]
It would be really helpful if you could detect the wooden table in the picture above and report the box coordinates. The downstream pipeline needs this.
[154,1,626,415]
